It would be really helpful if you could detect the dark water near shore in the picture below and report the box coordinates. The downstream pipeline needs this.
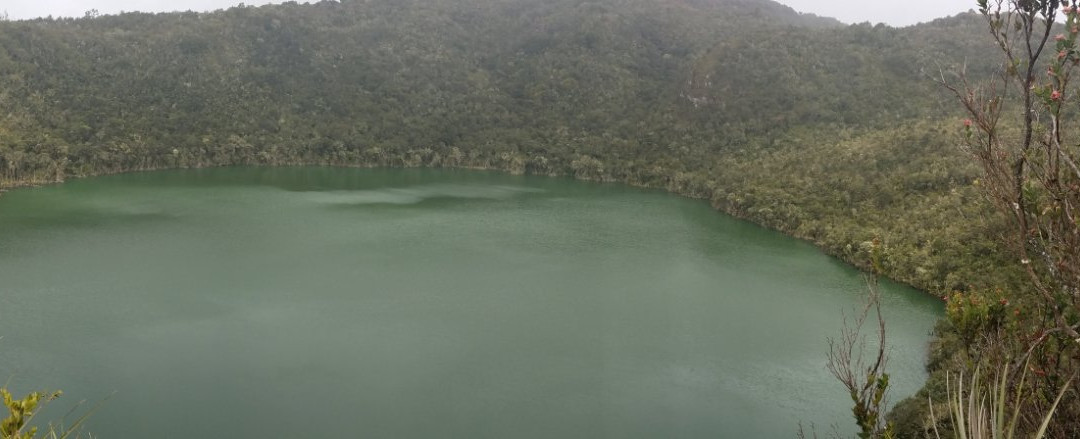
[0,167,941,438]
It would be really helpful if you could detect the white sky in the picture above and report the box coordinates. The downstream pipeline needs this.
[777,0,977,27]
[1,0,979,26]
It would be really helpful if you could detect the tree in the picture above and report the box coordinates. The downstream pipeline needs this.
[937,0,1080,435]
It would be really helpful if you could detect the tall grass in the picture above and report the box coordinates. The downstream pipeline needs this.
[929,364,1073,439]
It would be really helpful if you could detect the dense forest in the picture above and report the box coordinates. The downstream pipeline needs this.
[0,0,1051,435]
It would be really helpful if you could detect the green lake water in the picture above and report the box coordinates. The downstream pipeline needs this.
[0,167,942,438]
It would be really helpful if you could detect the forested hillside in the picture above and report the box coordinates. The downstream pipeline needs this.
[0,0,1012,296]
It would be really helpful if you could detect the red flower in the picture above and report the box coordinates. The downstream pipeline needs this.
[1052,90,1063,100]
[963,118,972,127]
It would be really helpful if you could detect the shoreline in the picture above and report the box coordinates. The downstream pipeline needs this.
[0,161,948,303]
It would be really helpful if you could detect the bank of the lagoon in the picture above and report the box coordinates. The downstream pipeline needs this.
[0,167,941,438]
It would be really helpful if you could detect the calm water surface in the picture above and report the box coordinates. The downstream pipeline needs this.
[0,168,941,438]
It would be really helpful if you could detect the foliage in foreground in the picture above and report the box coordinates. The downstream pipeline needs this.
[929,365,1071,439]
[0,388,89,439]
[936,0,1080,436]
[874,0,1080,437]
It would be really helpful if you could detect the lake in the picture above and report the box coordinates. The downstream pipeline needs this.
[0,167,941,438]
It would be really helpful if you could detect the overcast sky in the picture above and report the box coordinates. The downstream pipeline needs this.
[2,0,978,26]
[778,0,975,27]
